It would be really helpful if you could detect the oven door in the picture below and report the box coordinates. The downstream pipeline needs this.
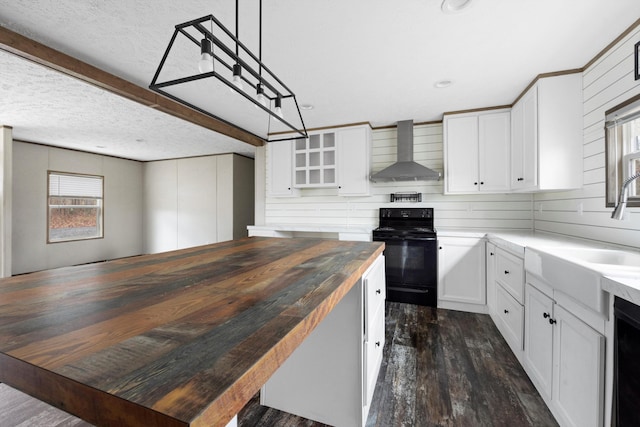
[373,234,438,306]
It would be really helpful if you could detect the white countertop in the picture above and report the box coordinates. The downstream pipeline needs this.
[602,276,640,306]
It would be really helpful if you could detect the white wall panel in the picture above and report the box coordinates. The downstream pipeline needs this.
[143,160,178,254]
[216,154,233,242]
[12,142,48,273]
[177,156,217,249]
[144,154,253,253]
[13,141,144,274]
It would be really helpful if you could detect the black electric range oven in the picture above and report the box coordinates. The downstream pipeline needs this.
[372,208,437,307]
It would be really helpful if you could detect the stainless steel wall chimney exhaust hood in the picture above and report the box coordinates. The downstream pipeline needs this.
[370,120,441,182]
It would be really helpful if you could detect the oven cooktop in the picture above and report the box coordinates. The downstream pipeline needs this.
[373,208,436,236]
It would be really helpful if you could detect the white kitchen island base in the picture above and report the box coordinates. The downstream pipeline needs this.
[261,254,385,427]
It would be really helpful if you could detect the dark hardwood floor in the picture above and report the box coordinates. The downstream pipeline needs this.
[0,302,557,427]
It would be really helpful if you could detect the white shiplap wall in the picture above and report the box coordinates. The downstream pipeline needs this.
[533,25,640,250]
[264,123,533,231]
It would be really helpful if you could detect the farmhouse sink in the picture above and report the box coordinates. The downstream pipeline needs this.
[524,245,640,315]
[534,247,640,272]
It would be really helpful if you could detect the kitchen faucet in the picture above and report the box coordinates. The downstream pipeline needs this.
[611,171,640,220]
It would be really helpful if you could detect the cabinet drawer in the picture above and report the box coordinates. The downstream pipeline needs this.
[364,255,386,340]
[364,308,385,406]
[496,249,524,303]
[496,284,524,352]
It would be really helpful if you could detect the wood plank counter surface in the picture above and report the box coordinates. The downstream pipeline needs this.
[0,237,384,427]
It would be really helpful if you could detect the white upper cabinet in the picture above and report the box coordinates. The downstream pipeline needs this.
[268,140,299,197]
[444,109,511,194]
[337,125,372,196]
[267,125,372,197]
[510,73,583,192]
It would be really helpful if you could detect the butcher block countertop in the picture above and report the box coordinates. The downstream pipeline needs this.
[0,237,384,427]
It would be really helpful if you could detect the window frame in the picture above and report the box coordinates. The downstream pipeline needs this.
[47,171,104,244]
[604,93,640,208]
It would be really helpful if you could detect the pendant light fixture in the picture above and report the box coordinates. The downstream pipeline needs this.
[274,96,283,119]
[231,0,243,91]
[256,84,267,107]
[198,38,214,73]
[149,0,307,142]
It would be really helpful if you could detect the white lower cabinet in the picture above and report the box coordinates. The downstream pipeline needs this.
[491,246,526,358]
[495,284,524,354]
[524,283,554,399]
[524,282,605,427]
[486,242,497,319]
[438,236,486,312]
[261,254,385,427]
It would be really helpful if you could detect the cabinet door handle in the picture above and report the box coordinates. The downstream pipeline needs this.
[490,252,494,256]
[376,289,381,294]
[375,341,381,347]
[480,181,484,185]
[543,312,550,319]
[504,270,510,275]
[439,246,443,250]
[517,177,524,181]
[504,309,509,314]
[549,318,557,325]
[474,182,478,185]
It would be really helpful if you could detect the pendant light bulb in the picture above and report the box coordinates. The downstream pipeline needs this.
[198,38,214,74]
[256,84,268,107]
[232,63,243,90]
[274,96,283,119]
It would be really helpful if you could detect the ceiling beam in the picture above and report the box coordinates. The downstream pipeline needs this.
[0,25,264,147]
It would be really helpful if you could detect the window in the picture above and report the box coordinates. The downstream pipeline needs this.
[605,94,640,208]
[48,172,103,243]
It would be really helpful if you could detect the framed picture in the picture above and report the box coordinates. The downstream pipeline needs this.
[636,40,640,80]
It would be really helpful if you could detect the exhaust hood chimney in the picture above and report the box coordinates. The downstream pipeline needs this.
[370,120,441,182]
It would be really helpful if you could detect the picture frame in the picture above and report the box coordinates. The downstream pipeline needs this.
[635,40,640,80]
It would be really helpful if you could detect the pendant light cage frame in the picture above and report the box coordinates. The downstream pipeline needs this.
[149,13,308,143]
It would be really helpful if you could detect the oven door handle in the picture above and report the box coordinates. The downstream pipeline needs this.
[374,235,404,241]
[404,236,437,242]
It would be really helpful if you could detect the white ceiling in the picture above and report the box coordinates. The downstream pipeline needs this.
[1,0,640,161]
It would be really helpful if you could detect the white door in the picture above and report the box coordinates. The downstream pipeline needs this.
[478,112,511,192]
[510,99,524,189]
[337,127,370,196]
[552,304,605,427]
[486,242,497,317]
[438,237,486,304]
[269,140,297,197]
[520,87,538,189]
[524,284,554,399]
[445,115,479,193]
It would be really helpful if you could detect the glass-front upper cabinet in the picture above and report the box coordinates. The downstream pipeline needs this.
[294,132,337,187]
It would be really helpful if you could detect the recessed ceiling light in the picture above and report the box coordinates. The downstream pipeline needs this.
[300,104,314,110]
[441,0,472,13]
[434,80,453,88]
